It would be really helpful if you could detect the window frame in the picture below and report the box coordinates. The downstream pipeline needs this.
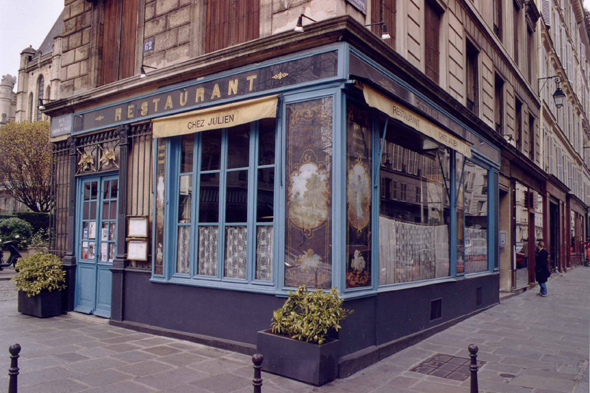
[158,118,281,290]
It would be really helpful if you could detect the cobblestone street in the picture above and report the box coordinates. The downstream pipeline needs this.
[0,268,588,393]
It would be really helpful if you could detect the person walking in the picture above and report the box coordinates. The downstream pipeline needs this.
[535,241,550,297]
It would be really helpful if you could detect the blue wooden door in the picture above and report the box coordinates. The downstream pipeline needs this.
[75,176,118,318]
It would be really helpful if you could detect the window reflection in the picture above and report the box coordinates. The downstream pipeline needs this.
[463,161,488,273]
[379,121,451,285]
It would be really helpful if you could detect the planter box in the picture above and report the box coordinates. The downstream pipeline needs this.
[257,330,340,386]
[18,290,62,318]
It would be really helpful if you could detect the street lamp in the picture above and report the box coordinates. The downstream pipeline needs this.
[140,65,157,78]
[38,98,56,111]
[538,76,566,109]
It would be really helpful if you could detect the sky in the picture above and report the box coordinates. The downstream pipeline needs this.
[2,0,590,84]
[0,0,64,80]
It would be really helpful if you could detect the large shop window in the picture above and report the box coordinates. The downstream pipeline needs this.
[158,119,277,283]
[378,117,451,285]
[284,98,333,289]
[459,160,489,274]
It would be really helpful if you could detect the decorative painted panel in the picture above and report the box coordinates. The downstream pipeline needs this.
[284,98,333,289]
[154,139,166,275]
[346,103,372,288]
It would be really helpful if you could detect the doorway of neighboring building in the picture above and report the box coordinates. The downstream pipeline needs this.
[550,201,559,271]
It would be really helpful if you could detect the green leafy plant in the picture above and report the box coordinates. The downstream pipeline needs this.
[28,228,51,254]
[270,286,352,345]
[0,217,33,250]
[11,253,66,297]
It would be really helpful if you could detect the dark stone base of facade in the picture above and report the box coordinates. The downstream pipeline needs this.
[116,270,499,377]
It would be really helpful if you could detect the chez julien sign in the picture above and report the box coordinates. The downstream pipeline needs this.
[64,51,338,135]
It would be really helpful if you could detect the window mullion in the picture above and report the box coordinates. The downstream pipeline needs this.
[218,129,228,280]
[190,134,200,277]
[247,122,258,283]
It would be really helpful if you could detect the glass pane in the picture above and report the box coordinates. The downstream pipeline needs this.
[284,98,333,289]
[101,222,109,241]
[90,201,97,220]
[456,153,465,274]
[201,130,222,171]
[464,162,488,274]
[102,201,109,220]
[83,203,90,220]
[88,242,96,259]
[109,222,116,241]
[103,181,110,200]
[257,168,274,222]
[256,226,273,281]
[346,103,372,288]
[83,222,89,240]
[155,139,166,275]
[91,182,98,199]
[108,243,116,262]
[110,201,117,219]
[181,134,194,173]
[110,180,118,199]
[100,242,108,262]
[82,243,88,259]
[84,183,91,200]
[378,118,451,285]
[178,175,192,223]
[225,170,248,223]
[198,226,218,276]
[259,119,276,165]
[177,226,191,274]
[224,226,247,279]
[227,124,250,169]
[199,173,219,223]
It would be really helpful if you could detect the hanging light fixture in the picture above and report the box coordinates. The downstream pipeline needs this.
[294,14,316,33]
[140,64,157,78]
[552,86,566,109]
[365,21,391,40]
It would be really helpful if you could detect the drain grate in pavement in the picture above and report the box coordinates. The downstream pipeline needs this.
[410,354,485,381]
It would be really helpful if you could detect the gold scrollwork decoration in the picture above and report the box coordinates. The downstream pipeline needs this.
[95,115,104,122]
[78,152,94,172]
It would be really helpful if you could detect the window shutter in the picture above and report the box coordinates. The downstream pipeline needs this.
[549,137,554,175]
[567,43,572,79]
[543,0,552,27]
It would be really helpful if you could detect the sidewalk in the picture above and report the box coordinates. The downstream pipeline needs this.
[0,268,588,393]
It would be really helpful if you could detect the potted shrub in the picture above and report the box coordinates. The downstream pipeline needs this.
[257,286,351,386]
[12,253,66,318]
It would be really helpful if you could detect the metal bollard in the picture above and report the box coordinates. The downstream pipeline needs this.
[468,344,479,393]
[252,353,263,393]
[8,344,21,393]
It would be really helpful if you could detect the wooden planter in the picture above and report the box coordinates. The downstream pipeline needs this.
[18,290,62,318]
[257,330,340,386]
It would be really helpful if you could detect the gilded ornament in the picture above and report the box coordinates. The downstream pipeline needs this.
[77,152,94,171]
[100,148,117,168]
[272,72,289,80]
[95,115,104,122]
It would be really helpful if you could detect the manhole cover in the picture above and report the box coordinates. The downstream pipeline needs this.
[411,354,485,381]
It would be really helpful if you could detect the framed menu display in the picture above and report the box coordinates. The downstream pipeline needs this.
[127,239,148,261]
[128,216,148,238]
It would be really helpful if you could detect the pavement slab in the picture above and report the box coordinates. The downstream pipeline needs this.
[0,267,588,392]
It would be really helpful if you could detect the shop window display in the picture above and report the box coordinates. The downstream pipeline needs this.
[284,98,333,289]
[346,103,372,288]
[514,182,529,288]
[378,119,450,285]
[463,161,488,273]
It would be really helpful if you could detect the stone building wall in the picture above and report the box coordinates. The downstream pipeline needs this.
[0,75,16,125]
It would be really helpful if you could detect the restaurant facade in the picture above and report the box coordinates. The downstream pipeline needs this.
[45,12,503,376]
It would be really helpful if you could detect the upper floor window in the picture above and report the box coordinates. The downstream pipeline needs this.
[513,2,521,66]
[529,114,535,161]
[37,75,44,121]
[100,0,139,86]
[466,39,479,114]
[515,98,523,150]
[206,0,260,53]
[494,74,504,134]
[493,0,503,40]
[371,0,396,49]
[425,1,442,84]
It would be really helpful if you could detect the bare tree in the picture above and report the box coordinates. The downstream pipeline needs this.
[0,121,52,212]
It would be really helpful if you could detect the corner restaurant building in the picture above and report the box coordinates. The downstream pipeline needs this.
[47,17,500,375]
